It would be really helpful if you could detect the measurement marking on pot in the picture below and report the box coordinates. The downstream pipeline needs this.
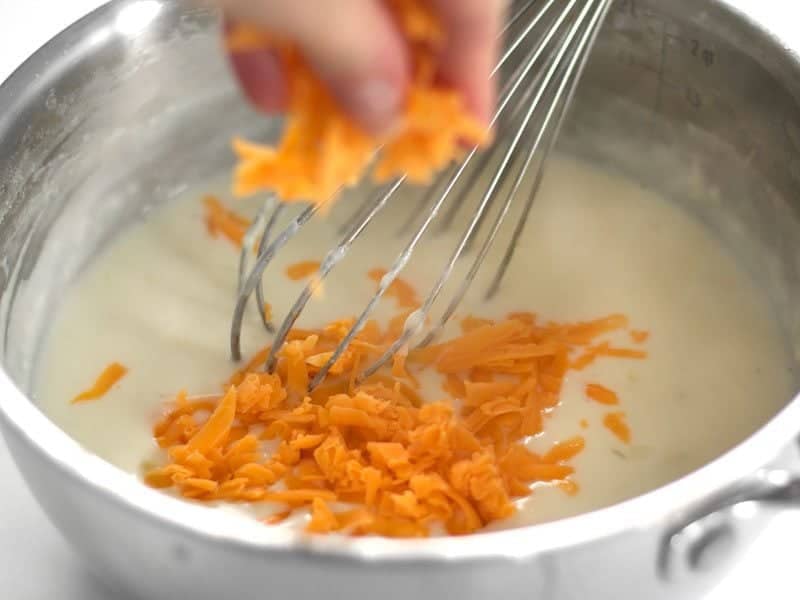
[608,5,719,118]
[650,17,668,132]
[665,33,716,68]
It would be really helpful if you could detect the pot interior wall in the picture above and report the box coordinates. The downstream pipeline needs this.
[0,0,798,403]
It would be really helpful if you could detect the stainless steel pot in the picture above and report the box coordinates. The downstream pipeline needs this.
[0,1,799,598]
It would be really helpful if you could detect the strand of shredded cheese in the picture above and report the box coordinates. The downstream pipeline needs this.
[71,362,128,404]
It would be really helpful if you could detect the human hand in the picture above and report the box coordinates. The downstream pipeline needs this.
[218,0,504,134]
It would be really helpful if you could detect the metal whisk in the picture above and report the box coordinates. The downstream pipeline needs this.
[231,0,613,389]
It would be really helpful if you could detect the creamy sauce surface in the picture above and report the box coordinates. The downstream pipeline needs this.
[36,156,793,529]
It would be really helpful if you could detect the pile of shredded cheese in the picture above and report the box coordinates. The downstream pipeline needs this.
[143,306,645,537]
[226,0,489,204]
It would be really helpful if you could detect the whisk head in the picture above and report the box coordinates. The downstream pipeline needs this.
[231,0,613,389]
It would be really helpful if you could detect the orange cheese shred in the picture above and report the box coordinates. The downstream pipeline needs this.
[286,260,321,281]
[542,437,586,463]
[599,346,648,360]
[185,386,238,453]
[203,195,251,247]
[227,1,489,205]
[571,342,647,370]
[585,383,620,406]
[71,362,128,404]
[603,412,632,444]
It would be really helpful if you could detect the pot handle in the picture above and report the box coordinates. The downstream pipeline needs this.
[658,467,800,579]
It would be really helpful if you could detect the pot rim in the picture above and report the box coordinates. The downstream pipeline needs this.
[0,0,798,564]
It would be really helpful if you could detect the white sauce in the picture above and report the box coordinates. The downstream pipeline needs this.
[35,156,793,529]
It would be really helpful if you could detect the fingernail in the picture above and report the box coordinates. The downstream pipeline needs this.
[345,78,403,135]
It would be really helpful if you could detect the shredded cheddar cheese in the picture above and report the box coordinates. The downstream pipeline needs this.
[585,383,619,406]
[71,362,128,404]
[603,412,632,444]
[203,195,251,247]
[145,279,648,535]
[286,260,322,281]
[227,1,489,205]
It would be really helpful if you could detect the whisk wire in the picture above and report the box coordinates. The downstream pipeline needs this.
[425,0,615,344]
[253,199,285,328]
[439,0,582,230]
[307,150,479,388]
[494,0,560,79]
[487,0,614,299]
[230,193,337,360]
[264,178,405,372]
[238,200,269,296]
